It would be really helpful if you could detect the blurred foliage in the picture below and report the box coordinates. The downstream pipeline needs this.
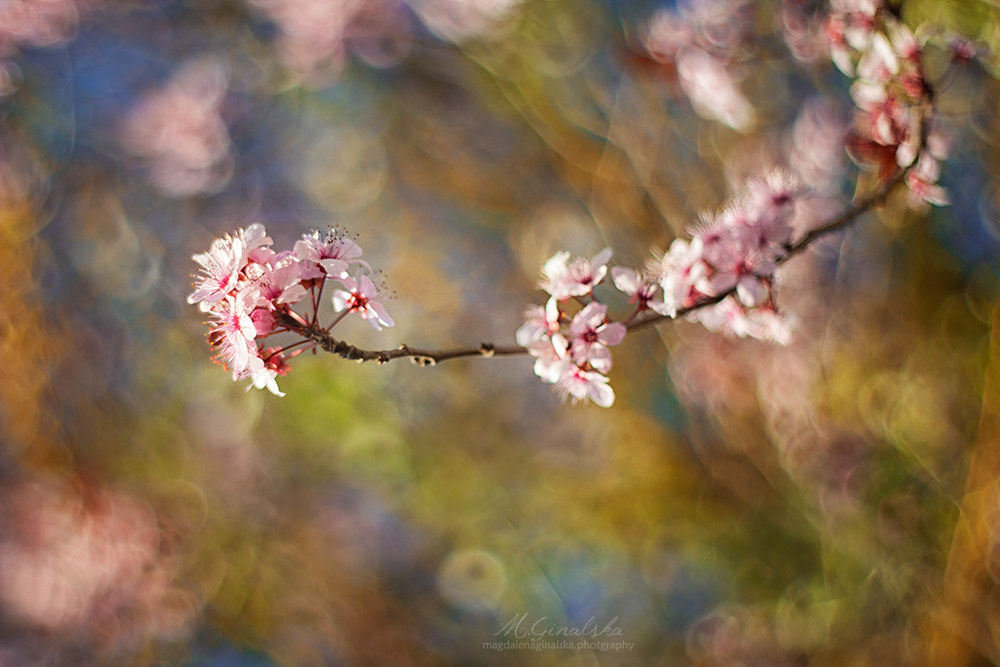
[1,0,1000,665]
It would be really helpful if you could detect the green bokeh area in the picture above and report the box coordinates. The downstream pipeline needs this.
[2,0,1000,665]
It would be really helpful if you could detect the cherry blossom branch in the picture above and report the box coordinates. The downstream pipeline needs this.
[627,164,913,335]
[515,16,948,405]
[624,16,949,339]
[188,5,959,405]
[188,130,929,401]
[194,144,920,400]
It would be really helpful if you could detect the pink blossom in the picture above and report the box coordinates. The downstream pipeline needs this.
[246,0,414,84]
[744,169,804,237]
[689,295,795,343]
[294,227,366,279]
[188,233,245,308]
[829,0,880,50]
[408,0,524,42]
[554,365,615,408]
[332,274,395,331]
[0,0,86,49]
[837,11,939,192]
[745,305,795,344]
[823,0,881,74]
[240,351,289,397]
[849,80,909,144]
[848,87,920,171]
[657,237,706,317]
[690,209,735,256]
[698,231,776,307]
[241,223,275,262]
[0,476,194,652]
[519,300,623,406]
[695,215,740,266]
[192,225,399,397]
[777,0,831,67]
[539,248,613,300]
[120,57,234,196]
[566,302,626,372]
[676,48,755,131]
[949,36,989,65]
[688,295,757,339]
[516,297,561,347]
[526,335,570,384]
[250,257,308,307]
[786,98,848,195]
[642,10,690,62]
[824,16,855,76]
[207,285,259,375]
[250,308,276,336]
[905,152,949,209]
[851,81,890,135]
[611,267,672,316]
[188,223,274,309]
[887,20,921,65]
[855,32,898,84]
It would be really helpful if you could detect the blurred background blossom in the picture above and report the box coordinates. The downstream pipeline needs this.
[0,0,999,665]
[243,0,415,86]
[119,56,234,197]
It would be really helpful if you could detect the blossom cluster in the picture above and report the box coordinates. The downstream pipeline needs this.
[639,0,756,131]
[677,171,804,342]
[825,0,953,208]
[516,249,625,408]
[519,170,804,407]
[189,224,393,396]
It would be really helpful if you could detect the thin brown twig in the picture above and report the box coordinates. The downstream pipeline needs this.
[277,312,523,365]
